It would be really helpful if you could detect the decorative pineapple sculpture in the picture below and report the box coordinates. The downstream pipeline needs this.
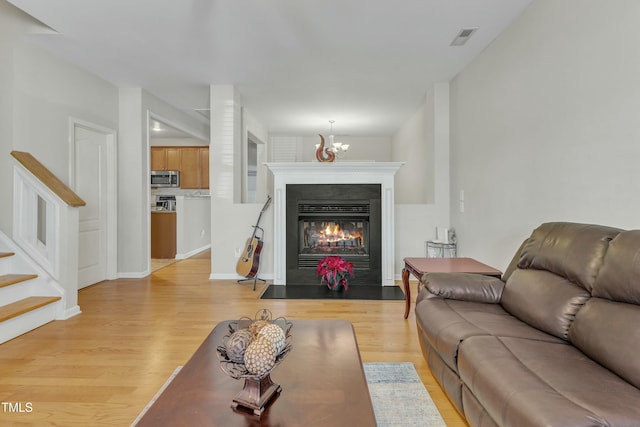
[244,336,277,376]
[216,310,292,416]
[217,309,291,379]
[225,329,254,363]
[257,323,286,354]
[248,319,271,335]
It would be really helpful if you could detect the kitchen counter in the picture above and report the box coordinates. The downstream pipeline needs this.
[184,194,210,199]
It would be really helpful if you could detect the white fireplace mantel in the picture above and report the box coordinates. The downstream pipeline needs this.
[265,162,404,286]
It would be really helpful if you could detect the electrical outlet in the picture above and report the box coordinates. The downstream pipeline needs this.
[235,247,242,257]
[200,229,205,237]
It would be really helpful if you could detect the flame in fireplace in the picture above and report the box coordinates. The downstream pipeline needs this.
[307,222,363,247]
[325,224,343,237]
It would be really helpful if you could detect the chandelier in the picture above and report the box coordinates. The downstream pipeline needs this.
[316,120,349,162]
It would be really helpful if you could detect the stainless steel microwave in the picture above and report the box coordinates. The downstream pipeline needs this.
[150,170,180,188]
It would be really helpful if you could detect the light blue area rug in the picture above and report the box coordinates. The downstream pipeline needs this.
[363,362,446,427]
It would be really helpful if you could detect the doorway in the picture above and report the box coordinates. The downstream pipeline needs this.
[242,131,266,204]
[70,118,117,288]
[147,112,210,273]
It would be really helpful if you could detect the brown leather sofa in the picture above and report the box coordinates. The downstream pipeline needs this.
[415,222,640,427]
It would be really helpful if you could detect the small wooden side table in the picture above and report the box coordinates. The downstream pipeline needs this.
[402,257,502,319]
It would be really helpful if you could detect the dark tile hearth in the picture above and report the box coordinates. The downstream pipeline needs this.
[260,285,405,300]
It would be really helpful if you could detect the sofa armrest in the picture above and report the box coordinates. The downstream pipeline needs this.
[418,272,505,304]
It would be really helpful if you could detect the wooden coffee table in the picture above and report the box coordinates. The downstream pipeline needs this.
[135,319,377,426]
[403,257,502,319]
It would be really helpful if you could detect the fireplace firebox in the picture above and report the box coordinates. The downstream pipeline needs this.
[286,184,381,285]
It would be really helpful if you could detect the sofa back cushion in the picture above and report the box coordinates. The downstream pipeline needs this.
[517,222,621,292]
[501,239,527,283]
[502,269,591,340]
[569,298,640,389]
[592,230,640,304]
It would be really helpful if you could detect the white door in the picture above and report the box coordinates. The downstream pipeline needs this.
[74,125,108,288]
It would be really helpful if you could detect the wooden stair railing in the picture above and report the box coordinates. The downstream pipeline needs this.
[11,151,86,207]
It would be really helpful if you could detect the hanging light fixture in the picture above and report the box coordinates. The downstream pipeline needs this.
[316,120,349,161]
[328,120,349,155]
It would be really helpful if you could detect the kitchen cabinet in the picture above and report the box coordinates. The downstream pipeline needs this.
[151,211,176,258]
[151,146,209,189]
[179,148,200,188]
[151,147,180,171]
[200,147,209,189]
[179,147,209,189]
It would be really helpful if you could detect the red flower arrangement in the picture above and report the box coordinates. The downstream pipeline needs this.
[316,256,354,291]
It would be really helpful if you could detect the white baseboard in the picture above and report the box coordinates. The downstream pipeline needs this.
[58,305,82,320]
[209,273,274,281]
[176,245,211,260]
[118,271,148,279]
[394,273,418,281]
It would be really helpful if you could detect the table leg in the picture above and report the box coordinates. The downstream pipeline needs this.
[402,267,411,319]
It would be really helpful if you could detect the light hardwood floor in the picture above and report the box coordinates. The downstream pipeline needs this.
[0,250,467,426]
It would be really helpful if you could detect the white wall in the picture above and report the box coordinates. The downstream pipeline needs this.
[13,45,119,177]
[117,88,145,274]
[391,84,451,275]
[449,0,640,270]
[392,102,429,203]
[0,3,25,234]
[1,2,119,239]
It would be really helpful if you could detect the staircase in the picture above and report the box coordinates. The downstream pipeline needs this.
[0,238,63,344]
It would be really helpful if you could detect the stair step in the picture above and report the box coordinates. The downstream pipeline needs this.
[0,274,38,289]
[0,296,61,323]
[0,252,14,259]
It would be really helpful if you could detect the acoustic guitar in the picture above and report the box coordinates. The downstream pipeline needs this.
[236,196,272,278]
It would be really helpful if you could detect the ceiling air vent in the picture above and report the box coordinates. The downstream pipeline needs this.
[450,27,478,46]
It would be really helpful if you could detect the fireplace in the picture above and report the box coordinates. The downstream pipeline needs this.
[265,162,403,286]
[286,184,381,285]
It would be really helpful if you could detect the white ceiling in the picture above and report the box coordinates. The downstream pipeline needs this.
[8,0,533,137]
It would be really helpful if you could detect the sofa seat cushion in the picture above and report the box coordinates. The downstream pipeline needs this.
[458,335,640,427]
[415,298,563,372]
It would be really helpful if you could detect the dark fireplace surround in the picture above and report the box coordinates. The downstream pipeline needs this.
[286,184,381,286]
